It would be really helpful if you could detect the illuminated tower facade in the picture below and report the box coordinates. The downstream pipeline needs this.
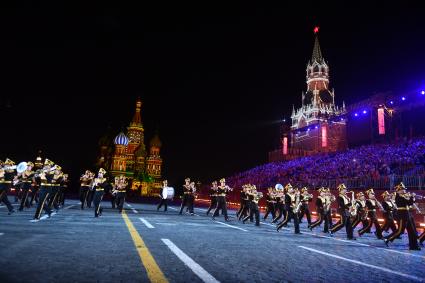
[146,134,162,180]
[126,98,145,175]
[288,27,347,156]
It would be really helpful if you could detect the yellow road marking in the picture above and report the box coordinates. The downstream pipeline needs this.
[122,211,168,283]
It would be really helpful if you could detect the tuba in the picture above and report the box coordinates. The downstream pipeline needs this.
[17,162,28,173]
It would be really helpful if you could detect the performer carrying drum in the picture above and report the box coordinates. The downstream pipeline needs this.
[157,180,174,212]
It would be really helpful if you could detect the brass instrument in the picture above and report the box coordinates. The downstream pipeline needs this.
[293,191,302,214]
[349,191,357,217]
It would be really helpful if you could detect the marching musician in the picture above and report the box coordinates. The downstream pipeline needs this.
[298,187,313,226]
[381,191,398,234]
[58,173,69,207]
[111,176,119,209]
[272,188,286,224]
[33,159,55,220]
[179,178,193,215]
[0,159,16,215]
[277,183,301,234]
[92,168,109,217]
[29,159,43,207]
[358,189,383,239]
[324,188,335,229]
[309,187,330,233]
[115,175,127,213]
[243,185,262,226]
[212,178,231,221]
[18,162,35,211]
[46,165,63,213]
[351,192,368,231]
[238,185,250,221]
[329,184,355,240]
[79,170,92,210]
[86,171,96,208]
[263,187,276,221]
[384,182,420,250]
[157,180,170,212]
[206,181,218,216]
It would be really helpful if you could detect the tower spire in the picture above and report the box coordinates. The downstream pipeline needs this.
[311,27,323,63]
[131,97,142,126]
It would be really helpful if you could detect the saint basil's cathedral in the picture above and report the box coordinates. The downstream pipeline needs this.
[96,98,163,196]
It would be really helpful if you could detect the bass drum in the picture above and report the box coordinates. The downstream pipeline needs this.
[162,187,175,200]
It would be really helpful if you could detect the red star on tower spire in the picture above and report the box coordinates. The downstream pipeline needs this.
[314,26,319,34]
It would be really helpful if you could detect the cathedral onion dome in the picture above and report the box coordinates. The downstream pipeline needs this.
[114,132,129,146]
[150,134,162,148]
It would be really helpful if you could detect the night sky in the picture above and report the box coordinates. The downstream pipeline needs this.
[1,2,425,185]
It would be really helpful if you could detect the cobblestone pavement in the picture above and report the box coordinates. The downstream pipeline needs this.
[0,197,424,283]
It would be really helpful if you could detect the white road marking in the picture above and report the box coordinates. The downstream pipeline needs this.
[260,222,425,259]
[162,239,220,283]
[298,246,424,282]
[214,221,248,232]
[64,205,75,210]
[139,217,154,228]
[0,233,4,236]
[132,209,138,214]
[155,223,177,226]
[126,203,132,208]
[168,207,178,210]
[301,230,425,259]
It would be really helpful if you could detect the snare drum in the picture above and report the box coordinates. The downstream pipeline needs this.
[162,187,175,200]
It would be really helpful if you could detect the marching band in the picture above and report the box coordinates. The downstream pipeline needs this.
[1,156,424,251]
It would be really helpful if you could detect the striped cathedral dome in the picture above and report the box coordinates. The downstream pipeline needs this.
[114,132,129,146]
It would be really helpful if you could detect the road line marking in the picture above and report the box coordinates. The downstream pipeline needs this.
[64,205,75,210]
[214,221,248,232]
[0,233,4,236]
[122,211,168,283]
[261,223,425,259]
[301,230,425,259]
[126,203,132,208]
[139,218,155,228]
[132,209,138,214]
[168,207,177,210]
[298,246,424,282]
[161,239,220,283]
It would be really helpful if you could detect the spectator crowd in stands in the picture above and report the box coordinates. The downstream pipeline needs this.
[227,137,425,190]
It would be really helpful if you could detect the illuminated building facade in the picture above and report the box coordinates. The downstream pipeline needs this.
[97,98,163,196]
[271,28,347,161]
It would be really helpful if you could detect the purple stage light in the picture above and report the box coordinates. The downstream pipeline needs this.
[315,125,318,129]
[421,90,425,95]
[354,113,358,117]
[362,110,367,114]
[390,101,394,105]
[401,96,406,101]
